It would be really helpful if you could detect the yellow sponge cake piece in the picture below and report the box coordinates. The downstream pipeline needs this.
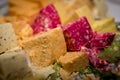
[92,17,117,33]
[65,5,95,25]
[21,27,66,67]
[59,52,89,72]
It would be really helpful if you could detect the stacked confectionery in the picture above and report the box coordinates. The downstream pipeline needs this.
[0,0,120,80]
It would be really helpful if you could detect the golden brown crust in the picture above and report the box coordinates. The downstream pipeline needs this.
[21,27,66,67]
[59,52,89,72]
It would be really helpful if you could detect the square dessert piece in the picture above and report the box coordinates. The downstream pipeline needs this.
[0,50,32,80]
[31,4,61,34]
[63,17,93,51]
[0,23,18,53]
[93,17,117,33]
[59,52,89,72]
[22,27,66,67]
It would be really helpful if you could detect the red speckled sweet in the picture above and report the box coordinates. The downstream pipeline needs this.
[63,17,93,51]
[31,4,61,34]
[90,32,115,48]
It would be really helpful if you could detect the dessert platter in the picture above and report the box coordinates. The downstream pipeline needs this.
[0,0,120,80]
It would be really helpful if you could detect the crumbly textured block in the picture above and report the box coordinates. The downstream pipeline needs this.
[63,17,93,51]
[0,23,18,53]
[11,21,33,41]
[0,50,32,80]
[59,52,89,72]
[22,27,66,67]
[19,24,33,40]
[12,21,31,35]
[92,17,117,33]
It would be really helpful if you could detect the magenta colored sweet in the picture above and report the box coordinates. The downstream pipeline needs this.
[63,17,93,51]
[90,32,115,48]
[31,4,61,34]
[81,47,115,72]
[81,47,110,71]
[89,50,108,68]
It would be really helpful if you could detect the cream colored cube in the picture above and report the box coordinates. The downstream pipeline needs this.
[0,23,18,53]
[0,50,32,80]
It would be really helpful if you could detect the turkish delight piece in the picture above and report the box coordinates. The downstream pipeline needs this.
[59,52,89,72]
[0,23,18,53]
[90,32,115,48]
[81,47,113,72]
[92,17,117,33]
[31,4,61,34]
[22,27,66,67]
[88,50,108,68]
[0,50,32,80]
[63,17,93,51]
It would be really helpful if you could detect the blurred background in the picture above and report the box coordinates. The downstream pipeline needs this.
[0,0,119,24]
[106,0,120,22]
[0,0,120,22]
[0,0,8,15]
